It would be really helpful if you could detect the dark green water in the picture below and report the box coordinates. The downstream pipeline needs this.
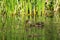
[0,14,60,40]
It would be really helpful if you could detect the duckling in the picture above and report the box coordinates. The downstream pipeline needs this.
[25,20,33,31]
[25,20,31,24]
[25,20,31,30]
[35,22,44,28]
[25,20,35,27]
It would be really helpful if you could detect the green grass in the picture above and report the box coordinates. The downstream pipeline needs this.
[0,0,60,40]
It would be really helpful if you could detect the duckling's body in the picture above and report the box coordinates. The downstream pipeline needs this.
[35,22,44,28]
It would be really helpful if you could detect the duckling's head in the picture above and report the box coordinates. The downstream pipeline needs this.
[26,20,31,24]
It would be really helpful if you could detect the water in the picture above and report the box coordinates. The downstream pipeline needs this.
[0,14,60,40]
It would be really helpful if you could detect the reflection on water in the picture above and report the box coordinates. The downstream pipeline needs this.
[0,14,60,40]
